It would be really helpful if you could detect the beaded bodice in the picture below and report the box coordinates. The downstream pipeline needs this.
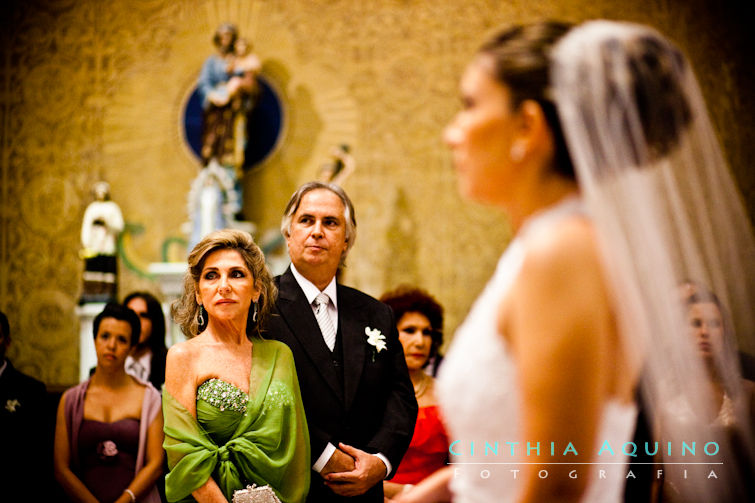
[197,378,249,414]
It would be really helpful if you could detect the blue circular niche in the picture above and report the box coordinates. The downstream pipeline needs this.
[183,75,284,170]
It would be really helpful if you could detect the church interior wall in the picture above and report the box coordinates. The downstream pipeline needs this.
[1,0,753,387]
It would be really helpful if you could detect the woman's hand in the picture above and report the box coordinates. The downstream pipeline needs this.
[192,476,231,502]
[388,466,452,503]
[383,480,406,498]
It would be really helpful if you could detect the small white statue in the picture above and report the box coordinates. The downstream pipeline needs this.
[80,181,124,303]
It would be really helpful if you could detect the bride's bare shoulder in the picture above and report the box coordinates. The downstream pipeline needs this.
[512,215,612,326]
[524,216,601,271]
[501,216,611,350]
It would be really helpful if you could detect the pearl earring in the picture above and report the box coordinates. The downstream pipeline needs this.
[510,141,526,162]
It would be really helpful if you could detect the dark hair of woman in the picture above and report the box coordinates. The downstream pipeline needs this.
[123,291,167,353]
[93,302,140,347]
[477,21,693,179]
[379,285,444,363]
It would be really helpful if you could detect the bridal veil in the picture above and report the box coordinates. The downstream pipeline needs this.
[550,20,755,501]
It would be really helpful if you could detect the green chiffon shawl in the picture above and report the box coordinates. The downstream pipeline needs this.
[162,338,310,502]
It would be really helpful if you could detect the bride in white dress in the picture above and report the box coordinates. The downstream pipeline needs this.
[396,20,755,503]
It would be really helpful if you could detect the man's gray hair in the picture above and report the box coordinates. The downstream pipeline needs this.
[280,182,357,264]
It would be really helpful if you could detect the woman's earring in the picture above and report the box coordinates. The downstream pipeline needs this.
[197,305,206,326]
[252,301,258,323]
[510,140,526,162]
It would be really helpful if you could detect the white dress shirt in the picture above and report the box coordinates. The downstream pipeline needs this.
[125,350,152,384]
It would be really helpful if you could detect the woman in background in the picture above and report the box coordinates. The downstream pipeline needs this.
[379,286,449,499]
[656,286,755,502]
[163,229,309,503]
[55,302,163,503]
[124,291,168,390]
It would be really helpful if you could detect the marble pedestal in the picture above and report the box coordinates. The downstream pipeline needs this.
[148,262,188,347]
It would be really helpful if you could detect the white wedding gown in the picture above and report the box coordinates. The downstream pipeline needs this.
[436,197,637,503]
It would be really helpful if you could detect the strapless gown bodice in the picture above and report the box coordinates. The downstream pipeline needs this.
[196,378,249,446]
[78,417,140,502]
[436,197,637,503]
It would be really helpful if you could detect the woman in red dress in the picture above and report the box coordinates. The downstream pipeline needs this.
[379,286,449,499]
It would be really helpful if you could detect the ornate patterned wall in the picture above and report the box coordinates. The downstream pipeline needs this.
[1,0,753,387]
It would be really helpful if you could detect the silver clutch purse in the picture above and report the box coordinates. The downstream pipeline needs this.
[232,484,282,503]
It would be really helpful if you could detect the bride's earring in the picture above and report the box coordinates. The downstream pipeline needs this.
[252,301,258,323]
[197,305,205,326]
[510,140,526,162]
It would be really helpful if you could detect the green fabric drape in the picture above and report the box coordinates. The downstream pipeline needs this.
[162,338,310,502]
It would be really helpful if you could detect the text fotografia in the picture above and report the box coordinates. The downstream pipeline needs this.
[448,440,721,458]
[451,467,721,481]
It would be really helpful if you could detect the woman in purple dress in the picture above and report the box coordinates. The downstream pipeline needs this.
[54,303,164,503]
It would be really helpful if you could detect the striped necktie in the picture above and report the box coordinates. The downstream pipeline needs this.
[313,292,336,351]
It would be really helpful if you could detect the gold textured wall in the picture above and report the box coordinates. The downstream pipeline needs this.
[1,0,753,387]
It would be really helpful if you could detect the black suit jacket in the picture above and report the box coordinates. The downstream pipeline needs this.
[0,359,51,500]
[268,268,417,502]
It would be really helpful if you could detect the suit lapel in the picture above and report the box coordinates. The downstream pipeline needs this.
[277,269,343,400]
[338,285,366,411]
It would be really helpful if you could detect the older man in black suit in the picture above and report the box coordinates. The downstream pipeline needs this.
[268,181,417,502]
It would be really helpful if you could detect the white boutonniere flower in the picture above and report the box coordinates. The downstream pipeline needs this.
[365,327,387,361]
[5,398,20,413]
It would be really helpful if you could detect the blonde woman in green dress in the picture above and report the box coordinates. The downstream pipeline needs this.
[164,229,310,503]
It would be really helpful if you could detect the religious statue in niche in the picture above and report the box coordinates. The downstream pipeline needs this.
[79,181,123,304]
[186,23,262,250]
